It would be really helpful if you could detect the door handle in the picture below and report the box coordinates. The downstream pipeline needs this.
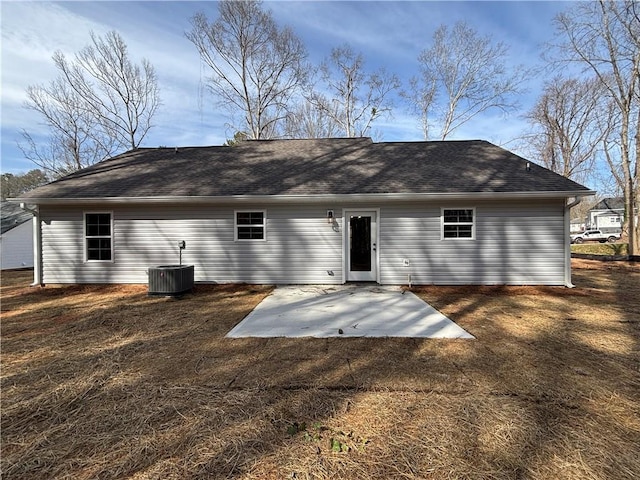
[372,242,377,252]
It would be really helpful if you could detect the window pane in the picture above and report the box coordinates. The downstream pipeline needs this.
[443,225,459,238]
[443,211,458,223]
[86,214,111,236]
[237,212,251,224]
[87,238,112,260]
[443,209,473,223]
[237,212,264,225]
[458,225,473,237]
[237,227,250,239]
[458,210,473,223]
[443,224,473,238]
[237,226,264,239]
[87,238,99,254]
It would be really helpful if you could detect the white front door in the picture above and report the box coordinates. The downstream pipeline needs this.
[345,210,378,282]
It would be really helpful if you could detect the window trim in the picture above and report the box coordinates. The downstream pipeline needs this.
[84,211,114,262]
[441,207,476,240]
[234,210,267,241]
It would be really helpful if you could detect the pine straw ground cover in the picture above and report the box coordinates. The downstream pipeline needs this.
[1,260,639,479]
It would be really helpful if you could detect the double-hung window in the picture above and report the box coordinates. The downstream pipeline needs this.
[85,212,113,261]
[442,208,475,239]
[235,211,266,240]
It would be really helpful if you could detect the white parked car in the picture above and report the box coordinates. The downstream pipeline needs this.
[570,229,621,244]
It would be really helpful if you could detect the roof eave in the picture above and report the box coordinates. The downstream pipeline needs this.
[10,190,596,206]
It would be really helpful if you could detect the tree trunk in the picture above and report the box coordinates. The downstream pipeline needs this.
[633,107,640,255]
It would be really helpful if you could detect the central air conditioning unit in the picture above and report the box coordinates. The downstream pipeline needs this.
[148,265,194,296]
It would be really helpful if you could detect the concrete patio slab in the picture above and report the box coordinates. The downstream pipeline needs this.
[226,285,474,339]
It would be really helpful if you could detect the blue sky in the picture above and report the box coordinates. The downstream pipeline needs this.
[1,1,573,175]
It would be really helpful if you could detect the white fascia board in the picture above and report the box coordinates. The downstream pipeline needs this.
[10,190,597,206]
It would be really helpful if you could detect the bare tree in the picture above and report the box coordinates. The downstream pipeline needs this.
[525,76,604,184]
[409,21,529,140]
[54,31,160,150]
[20,31,160,177]
[186,0,308,139]
[284,100,341,139]
[306,45,400,138]
[19,78,116,177]
[596,93,628,196]
[551,0,639,254]
[404,75,437,141]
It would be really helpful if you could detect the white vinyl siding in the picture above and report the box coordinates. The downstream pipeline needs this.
[379,200,566,285]
[0,219,34,270]
[39,198,568,286]
[40,205,343,284]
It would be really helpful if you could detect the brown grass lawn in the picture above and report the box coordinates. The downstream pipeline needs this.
[1,260,639,479]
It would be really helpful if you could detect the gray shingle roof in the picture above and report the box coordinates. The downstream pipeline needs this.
[1,202,33,234]
[17,138,592,201]
[592,197,624,211]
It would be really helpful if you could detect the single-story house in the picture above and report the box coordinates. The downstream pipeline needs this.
[11,138,594,287]
[587,197,624,233]
[1,202,34,270]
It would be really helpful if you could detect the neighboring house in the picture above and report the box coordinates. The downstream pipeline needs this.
[570,218,586,234]
[1,202,34,270]
[11,138,594,287]
[587,197,624,233]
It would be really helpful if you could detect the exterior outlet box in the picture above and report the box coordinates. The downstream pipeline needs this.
[402,259,410,267]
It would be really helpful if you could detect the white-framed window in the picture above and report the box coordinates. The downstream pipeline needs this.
[441,208,475,239]
[235,210,266,241]
[610,216,621,224]
[84,212,113,261]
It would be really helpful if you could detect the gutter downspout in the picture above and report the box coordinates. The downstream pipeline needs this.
[20,203,43,287]
[564,197,582,288]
